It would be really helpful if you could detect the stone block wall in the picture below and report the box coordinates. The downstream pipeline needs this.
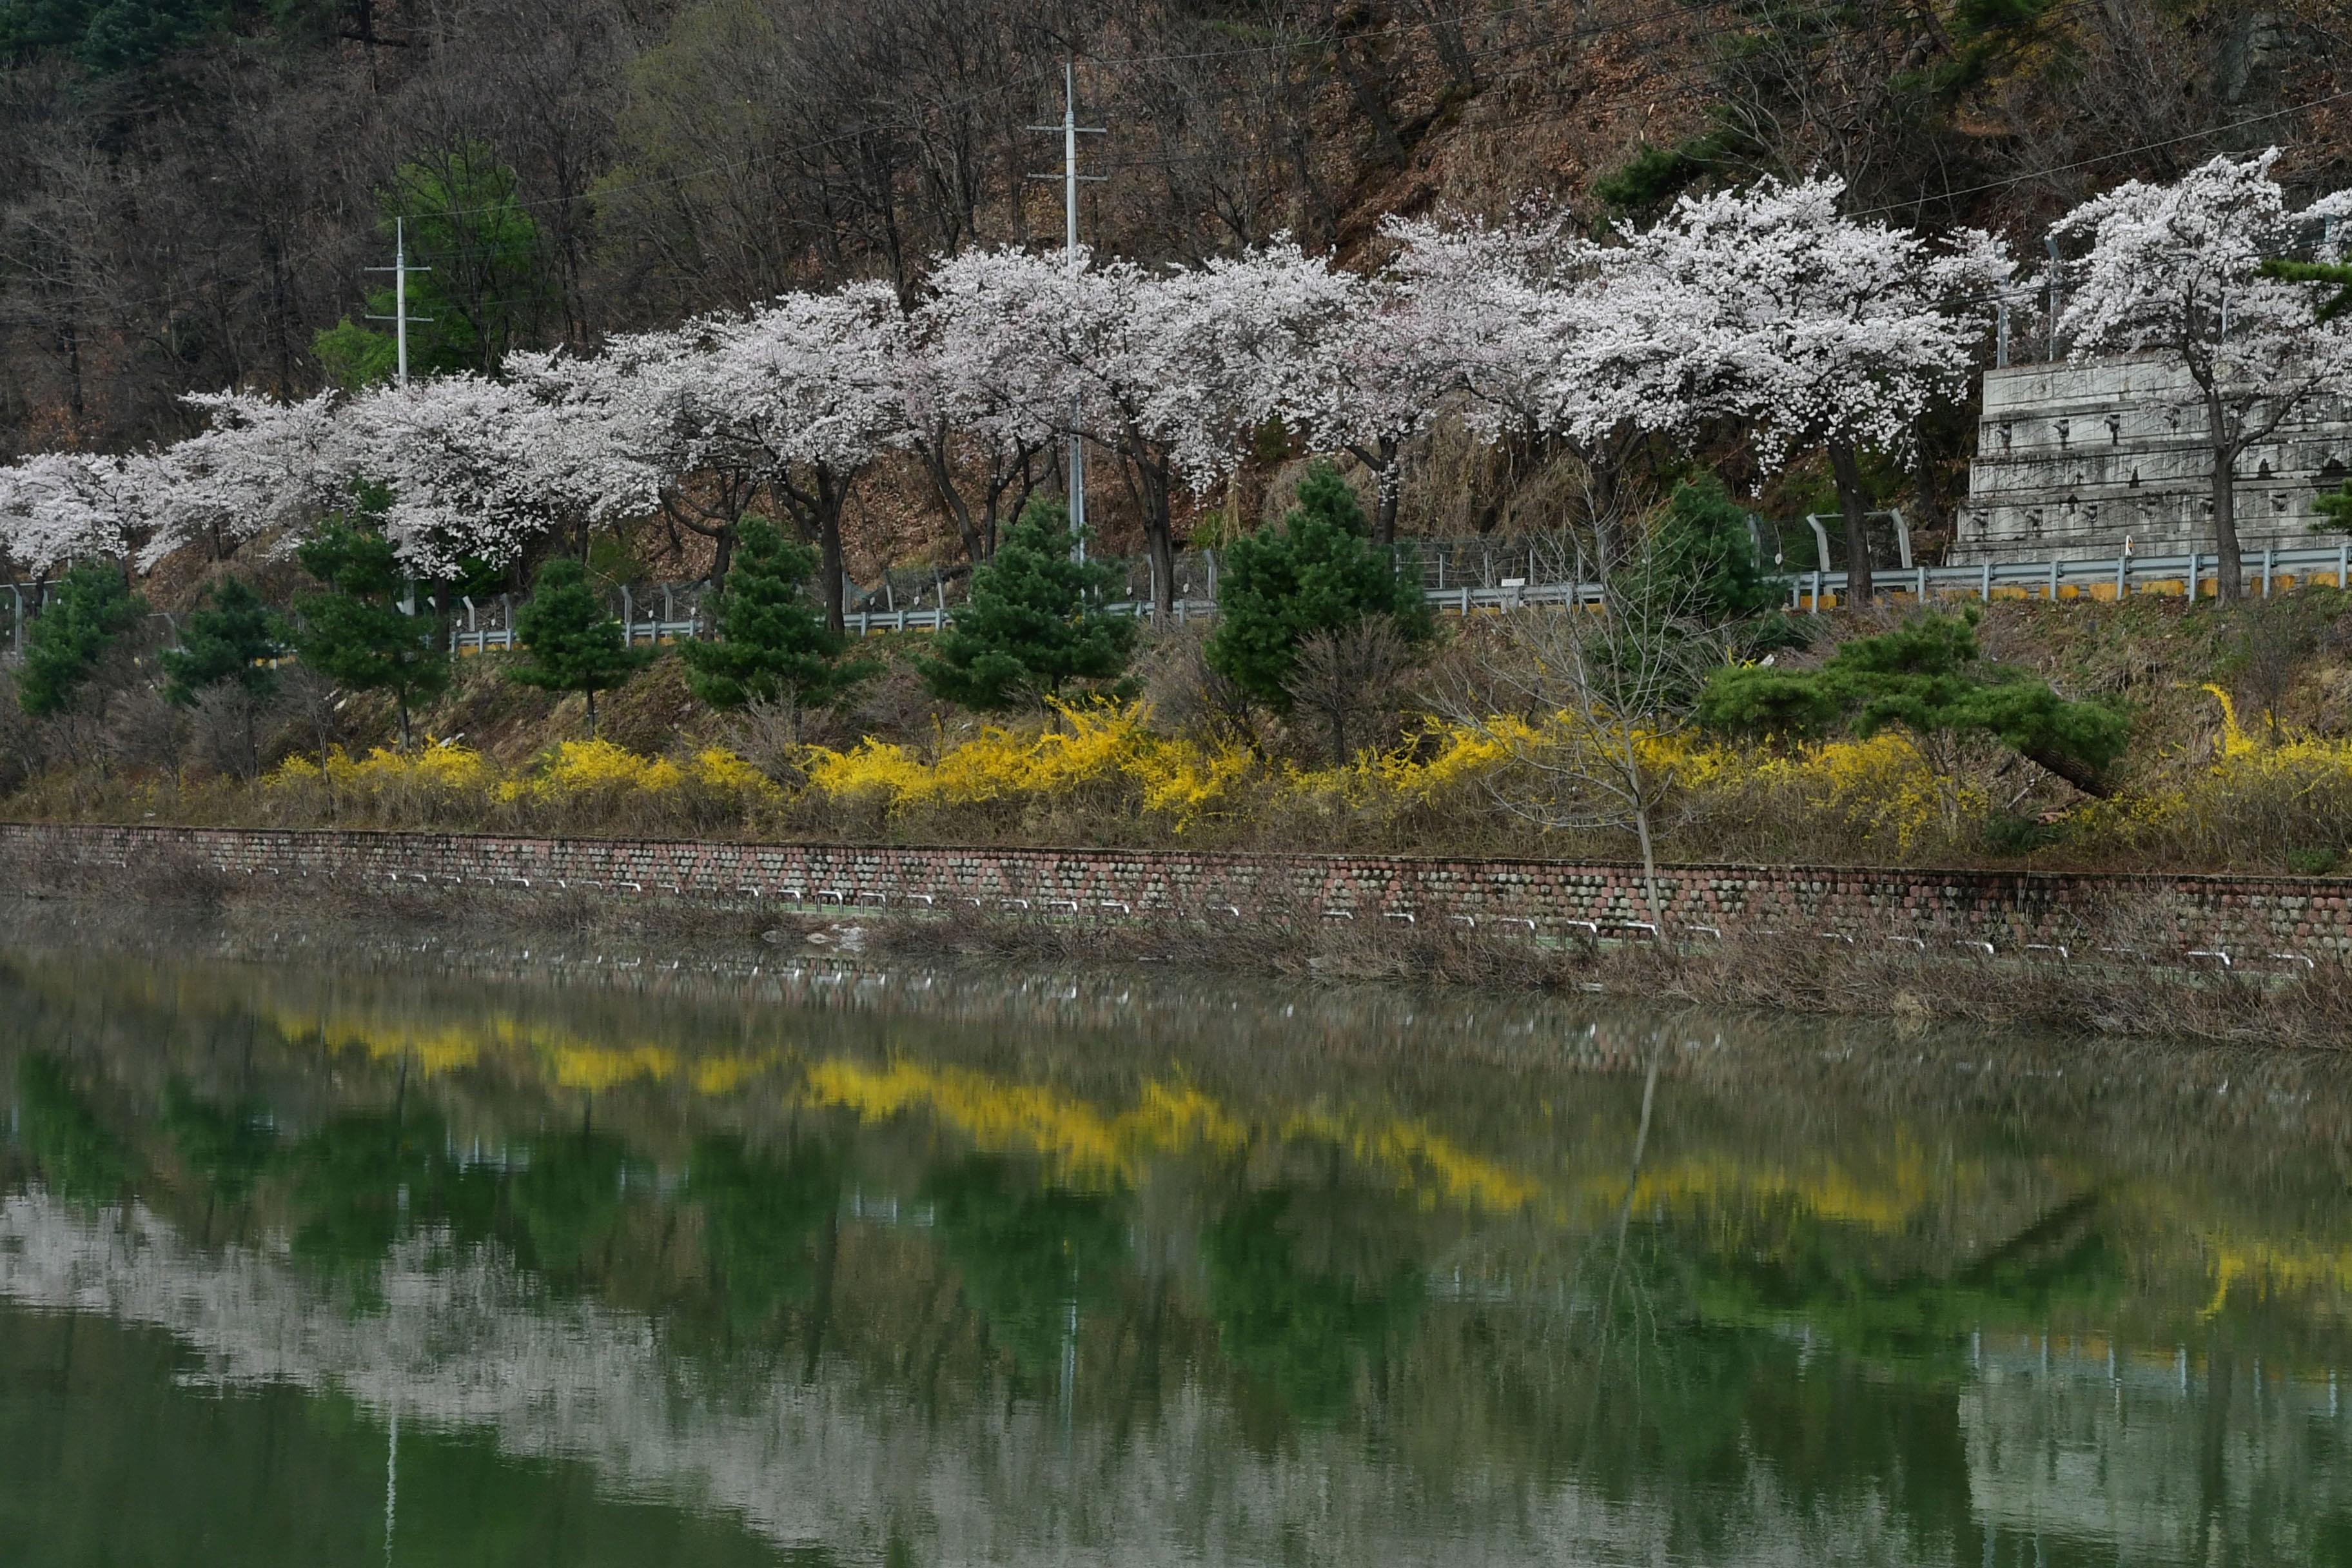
[1954,354,2352,563]
[6,822,2351,967]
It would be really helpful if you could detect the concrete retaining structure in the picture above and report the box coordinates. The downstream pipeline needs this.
[1955,354,2352,564]
[6,821,2351,966]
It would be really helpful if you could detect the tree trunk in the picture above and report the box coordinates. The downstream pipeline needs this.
[919,432,986,564]
[1135,453,1177,619]
[2210,434,2244,605]
[2021,740,2113,799]
[782,466,852,634]
[1633,803,1667,942]
[709,527,735,597]
[1347,440,1402,545]
[818,476,848,636]
[585,686,598,740]
[396,696,411,753]
[1827,438,1874,606]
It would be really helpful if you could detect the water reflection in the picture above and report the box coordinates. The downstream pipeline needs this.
[3,936,2351,1565]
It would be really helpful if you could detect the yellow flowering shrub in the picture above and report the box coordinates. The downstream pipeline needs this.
[262,741,497,825]
[804,701,1254,830]
[222,687,2347,868]
[259,739,776,834]
[503,739,685,803]
[2072,686,2352,867]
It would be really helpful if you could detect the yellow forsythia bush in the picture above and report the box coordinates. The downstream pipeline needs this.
[2069,687,2352,868]
[241,705,2010,859]
[262,738,779,832]
[803,701,1257,829]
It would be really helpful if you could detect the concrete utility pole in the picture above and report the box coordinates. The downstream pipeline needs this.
[366,217,432,389]
[1030,62,1105,559]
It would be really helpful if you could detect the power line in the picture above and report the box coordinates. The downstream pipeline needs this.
[1849,86,2352,219]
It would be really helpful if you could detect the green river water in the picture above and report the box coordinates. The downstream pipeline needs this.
[2,925,2349,1565]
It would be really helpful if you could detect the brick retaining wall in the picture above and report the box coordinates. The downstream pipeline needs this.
[5,821,2350,966]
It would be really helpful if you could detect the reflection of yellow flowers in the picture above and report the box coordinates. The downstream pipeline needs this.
[1605,1148,1941,1231]
[549,1044,678,1092]
[1282,1107,1540,1213]
[803,1056,1536,1213]
[692,1055,758,1095]
[805,1058,1136,1175]
[270,1002,736,1097]
[2198,1233,2352,1319]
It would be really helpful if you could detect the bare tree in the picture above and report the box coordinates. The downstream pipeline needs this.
[1429,553,1726,937]
[1284,616,1418,766]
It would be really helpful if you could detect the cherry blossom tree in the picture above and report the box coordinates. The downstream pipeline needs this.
[1386,208,1672,572]
[521,322,770,592]
[1292,259,1457,545]
[942,248,1191,613]
[340,372,657,577]
[905,250,1064,563]
[709,282,908,631]
[915,246,1195,616]
[0,451,155,576]
[137,391,350,569]
[2052,150,2352,602]
[1625,175,2010,602]
[1144,239,1357,537]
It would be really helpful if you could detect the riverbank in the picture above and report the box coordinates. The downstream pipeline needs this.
[8,821,2349,1046]
[10,595,2352,879]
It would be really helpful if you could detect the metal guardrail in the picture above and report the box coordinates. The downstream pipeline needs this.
[1781,540,2352,611]
[15,539,2352,664]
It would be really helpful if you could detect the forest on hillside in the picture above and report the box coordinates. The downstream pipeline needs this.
[1,0,2347,564]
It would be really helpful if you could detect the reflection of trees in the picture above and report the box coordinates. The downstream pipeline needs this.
[1203,1189,1421,1429]
[159,1081,277,1211]
[284,1110,501,1282]
[1683,1190,2119,1358]
[1565,1191,2119,1562]
[509,1126,630,1284]
[15,1054,134,1204]
[0,1304,803,1568]
[924,1156,1126,1380]
[683,1134,841,1353]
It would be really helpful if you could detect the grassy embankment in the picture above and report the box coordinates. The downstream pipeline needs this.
[8,593,2352,877]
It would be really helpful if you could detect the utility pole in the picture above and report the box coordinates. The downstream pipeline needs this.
[1030,62,1105,559]
[365,217,432,389]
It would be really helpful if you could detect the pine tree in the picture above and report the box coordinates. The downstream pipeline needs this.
[918,500,1137,710]
[680,518,874,716]
[1696,608,2129,796]
[1643,475,1787,622]
[292,506,451,751]
[506,558,654,739]
[162,577,289,776]
[1205,463,1433,709]
[18,563,144,718]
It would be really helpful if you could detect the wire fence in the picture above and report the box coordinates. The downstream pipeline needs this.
[10,534,2352,662]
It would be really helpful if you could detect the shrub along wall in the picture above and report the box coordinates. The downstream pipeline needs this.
[6,821,2351,967]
